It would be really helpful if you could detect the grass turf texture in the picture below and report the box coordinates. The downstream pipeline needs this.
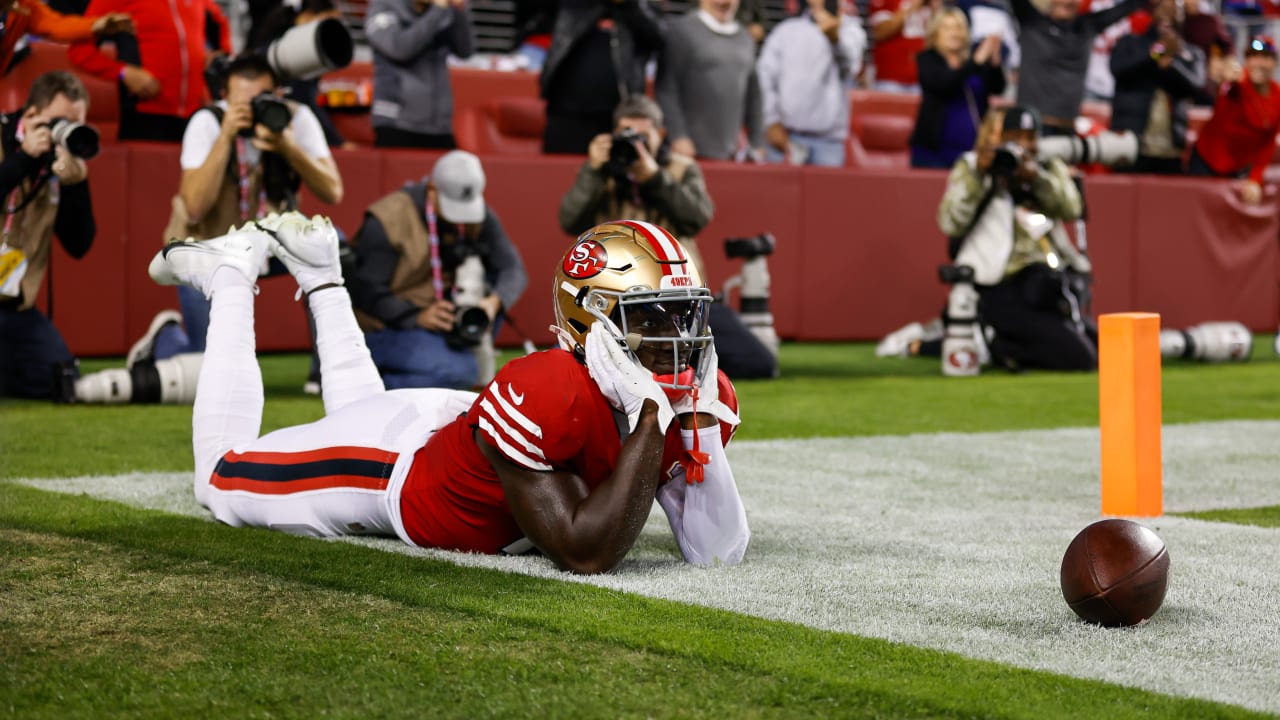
[0,484,1269,720]
[3,342,1280,718]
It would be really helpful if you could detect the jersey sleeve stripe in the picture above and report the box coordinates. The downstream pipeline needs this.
[478,397,548,461]
[491,387,544,439]
[478,417,553,471]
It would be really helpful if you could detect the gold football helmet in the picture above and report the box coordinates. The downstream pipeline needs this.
[553,220,713,390]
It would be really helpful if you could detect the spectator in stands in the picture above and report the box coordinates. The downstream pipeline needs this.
[346,151,528,390]
[137,55,344,366]
[1082,0,1151,103]
[738,0,767,44]
[1011,0,1149,136]
[0,0,132,75]
[909,9,1006,168]
[559,95,777,379]
[936,106,1097,371]
[247,0,354,150]
[1110,0,1205,174]
[513,0,556,70]
[1188,35,1280,204]
[757,0,866,167]
[870,0,939,93]
[0,71,97,399]
[540,0,664,155]
[656,0,764,162]
[69,0,231,142]
[366,0,474,150]
[1183,0,1237,104]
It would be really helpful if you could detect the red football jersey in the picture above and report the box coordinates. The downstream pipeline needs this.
[396,348,738,555]
[868,0,930,85]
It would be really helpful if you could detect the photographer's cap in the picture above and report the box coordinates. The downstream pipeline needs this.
[431,150,486,224]
[1247,35,1278,57]
[1002,106,1041,133]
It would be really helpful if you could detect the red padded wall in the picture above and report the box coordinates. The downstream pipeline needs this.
[33,144,1280,357]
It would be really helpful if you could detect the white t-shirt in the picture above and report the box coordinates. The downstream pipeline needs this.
[180,100,331,170]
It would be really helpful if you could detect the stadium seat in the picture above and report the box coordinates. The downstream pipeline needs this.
[455,96,546,155]
[330,110,374,146]
[846,113,913,169]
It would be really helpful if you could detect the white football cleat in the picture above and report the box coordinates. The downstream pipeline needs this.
[256,211,343,295]
[875,322,924,358]
[148,224,269,296]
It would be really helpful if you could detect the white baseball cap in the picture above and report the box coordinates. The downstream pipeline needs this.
[431,150,487,224]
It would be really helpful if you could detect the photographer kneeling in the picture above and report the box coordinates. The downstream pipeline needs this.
[938,106,1097,373]
[1,71,98,400]
[347,151,528,390]
[559,95,777,379]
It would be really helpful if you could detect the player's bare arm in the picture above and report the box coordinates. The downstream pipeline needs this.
[479,400,667,575]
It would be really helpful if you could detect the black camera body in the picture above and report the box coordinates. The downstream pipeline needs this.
[989,142,1024,178]
[724,233,776,260]
[250,93,292,134]
[448,306,491,349]
[605,127,644,177]
[48,118,100,160]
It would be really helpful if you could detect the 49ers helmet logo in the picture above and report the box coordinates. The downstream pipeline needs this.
[562,239,608,279]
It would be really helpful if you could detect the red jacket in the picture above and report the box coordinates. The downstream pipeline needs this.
[1193,77,1280,183]
[68,0,230,120]
[0,0,99,74]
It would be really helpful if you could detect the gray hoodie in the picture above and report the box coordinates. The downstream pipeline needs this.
[366,0,475,135]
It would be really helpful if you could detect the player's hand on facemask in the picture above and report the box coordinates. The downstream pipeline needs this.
[670,340,740,428]
[585,321,675,433]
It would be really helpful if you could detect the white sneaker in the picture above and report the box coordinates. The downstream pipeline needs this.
[149,225,269,296]
[126,309,183,369]
[875,322,925,358]
[256,212,343,295]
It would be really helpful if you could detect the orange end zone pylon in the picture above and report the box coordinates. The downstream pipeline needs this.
[1098,312,1163,517]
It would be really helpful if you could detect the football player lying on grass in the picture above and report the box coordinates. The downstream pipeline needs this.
[148,213,750,573]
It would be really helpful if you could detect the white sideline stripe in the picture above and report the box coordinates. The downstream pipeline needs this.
[476,417,552,471]
[477,398,546,461]
[12,420,1280,715]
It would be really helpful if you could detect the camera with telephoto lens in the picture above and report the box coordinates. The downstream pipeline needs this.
[989,142,1024,178]
[605,127,644,177]
[48,118,99,160]
[250,93,292,134]
[204,18,354,99]
[1037,131,1138,168]
[724,233,776,260]
[447,252,491,349]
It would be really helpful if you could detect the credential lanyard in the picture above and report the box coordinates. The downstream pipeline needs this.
[235,136,268,221]
[423,200,446,302]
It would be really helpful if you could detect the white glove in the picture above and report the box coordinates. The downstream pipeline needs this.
[585,321,675,433]
[671,341,741,428]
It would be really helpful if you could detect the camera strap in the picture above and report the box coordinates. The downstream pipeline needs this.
[423,200,446,302]
[234,136,269,221]
[3,168,53,241]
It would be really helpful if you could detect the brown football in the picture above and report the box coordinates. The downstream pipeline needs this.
[1060,519,1170,627]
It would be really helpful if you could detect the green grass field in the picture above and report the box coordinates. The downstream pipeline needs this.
[3,342,1279,719]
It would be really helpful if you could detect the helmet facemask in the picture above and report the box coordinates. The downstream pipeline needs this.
[585,286,714,396]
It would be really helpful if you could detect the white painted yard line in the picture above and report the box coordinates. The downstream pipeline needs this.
[13,420,1280,714]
